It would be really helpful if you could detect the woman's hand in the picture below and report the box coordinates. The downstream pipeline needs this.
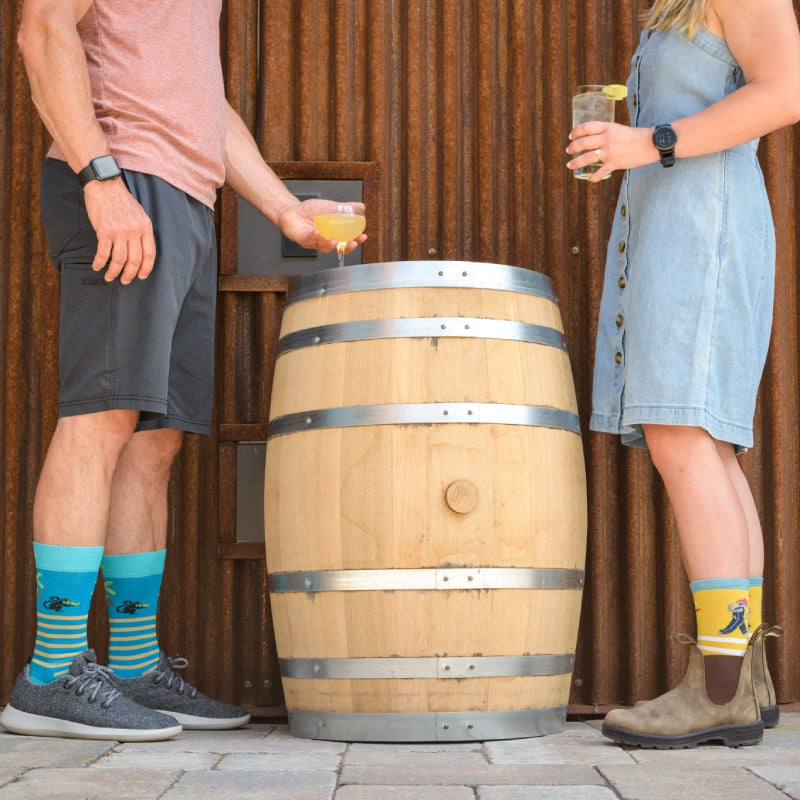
[567,122,658,182]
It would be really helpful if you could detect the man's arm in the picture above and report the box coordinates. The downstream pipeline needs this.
[223,103,366,254]
[18,0,155,283]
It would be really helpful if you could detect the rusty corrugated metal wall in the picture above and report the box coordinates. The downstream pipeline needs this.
[2,0,800,715]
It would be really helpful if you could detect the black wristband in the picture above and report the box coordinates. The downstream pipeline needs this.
[77,155,122,187]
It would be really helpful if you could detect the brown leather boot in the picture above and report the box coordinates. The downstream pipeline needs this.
[602,635,763,749]
[750,623,783,728]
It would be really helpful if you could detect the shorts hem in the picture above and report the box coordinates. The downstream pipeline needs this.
[136,415,212,435]
[59,397,167,418]
[58,398,211,435]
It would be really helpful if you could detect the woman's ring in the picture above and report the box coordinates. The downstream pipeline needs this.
[595,148,603,161]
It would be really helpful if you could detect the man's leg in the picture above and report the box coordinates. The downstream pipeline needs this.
[102,428,183,677]
[0,411,182,741]
[99,426,250,729]
[34,410,139,547]
[105,427,185,555]
[30,411,137,683]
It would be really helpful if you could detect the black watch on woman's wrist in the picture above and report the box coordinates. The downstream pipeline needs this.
[652,124,678,168]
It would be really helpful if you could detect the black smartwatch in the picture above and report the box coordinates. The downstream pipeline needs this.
[652,124,678,168]
[77,154,122,187]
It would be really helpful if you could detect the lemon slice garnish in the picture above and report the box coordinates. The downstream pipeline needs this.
[602,83,628,100]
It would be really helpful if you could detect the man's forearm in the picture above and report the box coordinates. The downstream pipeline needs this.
[223,102,300,225]
[223,102,366,254]
[18,0,108,173]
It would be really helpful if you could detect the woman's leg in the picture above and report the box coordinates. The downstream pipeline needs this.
[643,425,750,582]
[602,424,765,748]
[643,425,755,704]
[714,438,764,631]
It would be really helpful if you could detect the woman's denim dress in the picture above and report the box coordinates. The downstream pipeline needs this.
[590,27,776,451]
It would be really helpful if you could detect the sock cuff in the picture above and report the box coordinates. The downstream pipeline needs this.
[33,542,104,572]
[749,576,764,588]
[101,549,167,578]
[690,577,749,594]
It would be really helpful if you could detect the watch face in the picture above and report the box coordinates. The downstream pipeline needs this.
[654,126,677,149]
[92,155,122,180]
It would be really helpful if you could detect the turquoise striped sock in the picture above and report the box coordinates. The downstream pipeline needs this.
[31,543,104,685]
[101,550,166,677]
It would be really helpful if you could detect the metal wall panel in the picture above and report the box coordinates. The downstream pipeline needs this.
[1,0,61,692]
[2,0,799,714]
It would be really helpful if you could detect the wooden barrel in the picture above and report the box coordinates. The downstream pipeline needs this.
[264,261,587,742]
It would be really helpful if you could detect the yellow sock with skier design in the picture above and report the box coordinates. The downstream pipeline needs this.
[691,579,750,657]
[748,577,763,636]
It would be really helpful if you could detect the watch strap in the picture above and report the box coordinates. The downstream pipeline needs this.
[77,163,97,187]
[653,124,677,168]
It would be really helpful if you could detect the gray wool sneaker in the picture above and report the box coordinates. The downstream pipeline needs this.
[114,652,251,730]
[0,650,182,742]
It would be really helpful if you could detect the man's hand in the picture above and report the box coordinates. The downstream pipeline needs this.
[83,178,157,283]
[277,198,367,254]
[223,102,367,254]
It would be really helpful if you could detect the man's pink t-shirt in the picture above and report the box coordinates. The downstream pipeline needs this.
[49,0,226,209]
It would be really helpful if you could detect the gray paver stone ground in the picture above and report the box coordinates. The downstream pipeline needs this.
[162,768,335,800]
[0,733,114,769]
[0,772,20,790]
[1,714,799,799]
[478,788,619,800]
[598,764,791,800]
[749,764,800,800]
[335,787,476,800]
[340,764,605,787]
[92,751,220,770]
[216,753,342,771]
[0,767,179,800]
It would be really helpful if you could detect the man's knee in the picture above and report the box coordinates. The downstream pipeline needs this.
[129,428,185,474]
[55,410,139,458]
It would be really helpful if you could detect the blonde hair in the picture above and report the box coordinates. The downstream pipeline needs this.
[641,0,710,38]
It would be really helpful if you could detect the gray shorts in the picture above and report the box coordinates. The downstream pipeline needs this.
[40,158,216,434]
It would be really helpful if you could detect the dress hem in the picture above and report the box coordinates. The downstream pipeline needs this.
[589,406,753,452]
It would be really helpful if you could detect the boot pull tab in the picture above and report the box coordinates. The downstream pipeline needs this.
[749,622,785,645]
[764,624,784,641]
